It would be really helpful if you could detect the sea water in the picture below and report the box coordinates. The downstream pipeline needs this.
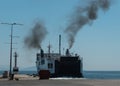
[83,71,120,79]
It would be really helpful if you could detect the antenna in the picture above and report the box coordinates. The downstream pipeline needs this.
[1,22,23,78]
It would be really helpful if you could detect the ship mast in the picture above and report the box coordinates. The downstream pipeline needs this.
[48,42,51,57]
[59,35,61,55]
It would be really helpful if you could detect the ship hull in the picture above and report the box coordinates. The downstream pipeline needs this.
[36,51,83,79]
[51,56,83,78]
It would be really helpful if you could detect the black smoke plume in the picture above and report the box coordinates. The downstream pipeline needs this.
[65,0,111,49]
[24,21,48,49]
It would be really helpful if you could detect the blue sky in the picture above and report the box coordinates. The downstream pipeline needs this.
[0,0,120,71]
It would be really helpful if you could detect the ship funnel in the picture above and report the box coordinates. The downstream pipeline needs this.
[66,49,70,56]
[40,49,44,57]
[59,35,61,55]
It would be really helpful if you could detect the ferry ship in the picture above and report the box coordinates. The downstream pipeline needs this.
[36,35,83,79]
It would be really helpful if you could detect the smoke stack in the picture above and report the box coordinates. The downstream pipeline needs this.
[40,49,44,58]
[66,49,70,56]
[59,35,61,55]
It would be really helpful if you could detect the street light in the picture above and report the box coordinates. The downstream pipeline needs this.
[1,22,23,78]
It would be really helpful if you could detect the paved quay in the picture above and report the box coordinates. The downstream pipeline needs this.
[0,78,120,86]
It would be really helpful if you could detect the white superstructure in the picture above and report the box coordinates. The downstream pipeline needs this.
[36,50,60,74]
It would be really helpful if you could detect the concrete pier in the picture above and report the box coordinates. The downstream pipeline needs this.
[0,76,120,86]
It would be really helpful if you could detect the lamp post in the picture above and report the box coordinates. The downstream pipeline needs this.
[1,23,23,78]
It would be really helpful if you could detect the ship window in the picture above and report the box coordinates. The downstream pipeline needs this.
[41,59,45,64]
[48,63,53,69]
